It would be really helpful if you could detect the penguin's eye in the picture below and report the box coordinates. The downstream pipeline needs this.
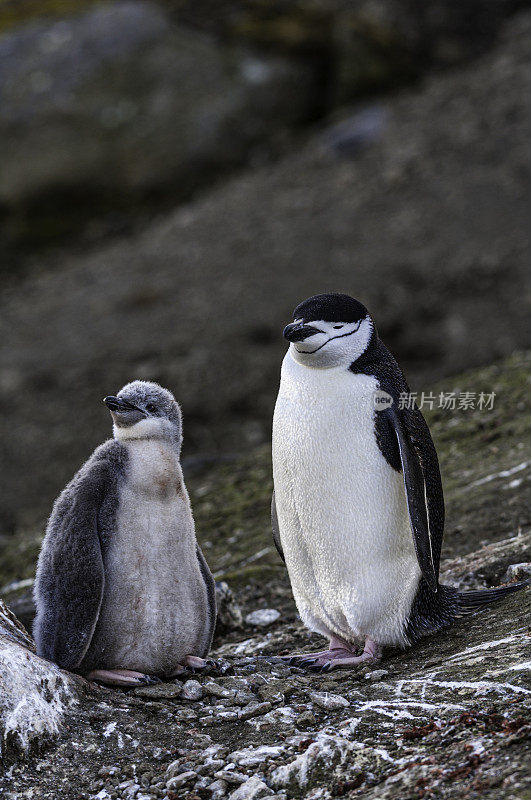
[333,325,344,329]
[146,403,157,413]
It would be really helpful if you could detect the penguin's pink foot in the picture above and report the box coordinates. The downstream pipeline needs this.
[86,669,163,687]
[183,655,213,669]
[281,636,358,666]
[171,655,216,675]
[302,639,382,673]
[286,647,354,666]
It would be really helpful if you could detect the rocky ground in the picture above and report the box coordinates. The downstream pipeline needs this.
[0,354,529,799]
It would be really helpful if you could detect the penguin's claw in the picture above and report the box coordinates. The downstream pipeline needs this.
[283,647,357,669]
[139,674,163,686]
[287,639,382,672]
[86,669,163,687]
[282,649,348,666]
[182,655,214,671]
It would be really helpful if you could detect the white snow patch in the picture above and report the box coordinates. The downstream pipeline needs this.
[231,637,271,655]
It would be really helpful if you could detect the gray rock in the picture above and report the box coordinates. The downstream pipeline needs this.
[238,701,272,720]
[228,745,284,767]
[204,682,235,699]
[504,562,531,582]
[117,779,141,799]
[245,610,281,627]
[228,776,273,800]
[215,582,244,634]
[365,669,389,681]
[309,691,350,710]
[181,679,204,701]
[166,771,197,790]
[0,600,79,764]
[164,761,183,781]
[270,734,355,793]
[214,768,249,785]
[133,683,183,700]
[321,105,388,157]
[0,1,314,211]
[440,530,531,590]
[209,779,229,799]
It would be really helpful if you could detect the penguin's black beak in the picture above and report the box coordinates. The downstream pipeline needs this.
[103,396,143,413]
[283,322,322,342]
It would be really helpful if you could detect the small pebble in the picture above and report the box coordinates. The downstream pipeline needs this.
[133,683,183,700]
[295,710,316,730]
[181,679,204,701]
[245,609,281,627]
[210,779,229,799]
[214,768,248,785]
[238,701,272,720]
[166,770,197,790]
[309,691,350,710]
[504,562,531,582]
[228,775,273,799]
[365,669,389,681]
[204,682,235,699]
[164,760,182,780]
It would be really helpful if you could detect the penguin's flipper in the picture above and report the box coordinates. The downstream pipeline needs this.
[32,442,125,670]
[383,403,439,593]
[271,491,285,563]
[196,545,217,655]
[34,505,105,670]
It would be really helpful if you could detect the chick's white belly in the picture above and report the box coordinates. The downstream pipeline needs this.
[272,367,421,647]
[93,491,208,674]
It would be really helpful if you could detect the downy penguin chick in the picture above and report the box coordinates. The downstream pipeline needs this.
[272,293,530,672]
[34,381,216,687]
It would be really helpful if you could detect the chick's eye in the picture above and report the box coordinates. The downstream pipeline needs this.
[333,325,344,329]
[146,403,157,413]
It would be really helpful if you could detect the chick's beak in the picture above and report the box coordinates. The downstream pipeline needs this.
[103,396,142,413]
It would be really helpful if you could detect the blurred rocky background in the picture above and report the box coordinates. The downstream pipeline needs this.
[1,2,531,795]
[1,0,530,540]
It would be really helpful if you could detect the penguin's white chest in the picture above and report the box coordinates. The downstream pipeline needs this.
[95,440,209,673]
[272,355,421,647]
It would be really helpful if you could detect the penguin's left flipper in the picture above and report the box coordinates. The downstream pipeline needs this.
[33,499,105,670]
[33,446,117,671]
[271,491,285,563]
[381,402,442,593]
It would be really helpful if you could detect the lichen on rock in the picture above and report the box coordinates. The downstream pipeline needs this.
[0,600,79,766]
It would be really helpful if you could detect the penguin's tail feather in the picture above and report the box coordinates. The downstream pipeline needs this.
[458,578,531,613]
[405,578,530,645]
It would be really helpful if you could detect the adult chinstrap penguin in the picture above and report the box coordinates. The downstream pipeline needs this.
[272,293,530,672]
[34,381,216,687]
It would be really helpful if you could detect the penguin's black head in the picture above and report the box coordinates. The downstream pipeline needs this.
[283,293,374,368]
[104,380,182,447]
